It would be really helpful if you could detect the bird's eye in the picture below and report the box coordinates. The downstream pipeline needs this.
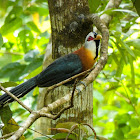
[87,36,94,41]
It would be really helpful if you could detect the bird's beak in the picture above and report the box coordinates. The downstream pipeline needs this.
[94,35,102,40]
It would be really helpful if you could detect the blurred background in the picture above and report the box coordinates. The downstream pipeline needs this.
[0,0,140,139]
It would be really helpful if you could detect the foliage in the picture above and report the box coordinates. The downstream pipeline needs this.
[0,0,50,139]
[131,0,140,16]
[88,0,101,13]
[0,0,140,139]
[93,0,140,139]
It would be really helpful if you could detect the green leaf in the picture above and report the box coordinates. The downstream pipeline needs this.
[1,82,18,88]
[115,113,131,125]
[18,29,34,53]
[22,56,43,75]
[33,136,51,140]
[26,6,49,16]
[27,21,41,33]
[53,133,76,140]
[0,33,3,48]
[116,37,136,58]
[115,43,127,64]
[132,0,140,16]
[128,55,135,91]
[24,50,40,62]
[122,29,136,40]
[121,125,131,134]
[113,9,138,17]
[88,0,101,13]
[0,17,22,36]
[93,90,104,102]
[0,106,12,124]
[129,118,139,128]
[126,39,140,49]
[5,6,23,23]
[116,56,125,77]
[56,122,78,129]
[0,62,26,81]
[2,118,25,140]
[128,127,140,135]
[113,129,124,139]
[24,66,42,79]
[112,52,119,65]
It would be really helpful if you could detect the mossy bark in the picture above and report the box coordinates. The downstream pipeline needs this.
[35,0,93,138]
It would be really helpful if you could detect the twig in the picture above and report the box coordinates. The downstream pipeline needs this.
[7,123,55,140]
[0,132,15,139]
[44,68,93,106]
[47,68,93,91]
[81,123,96,140]
[0,84,32,113]
[41,79,78,120]
[65,124,78,140]
[52,78,78,120]
[0,51,24,55]
[7,111,40,140]
[115,91,130,103]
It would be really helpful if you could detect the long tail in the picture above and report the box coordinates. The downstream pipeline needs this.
[0,77,37,107]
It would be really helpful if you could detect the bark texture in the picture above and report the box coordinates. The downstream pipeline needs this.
[35,0,93,137]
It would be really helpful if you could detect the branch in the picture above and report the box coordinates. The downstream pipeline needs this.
[0,132,15,139]
[0,84,32,113]
[7,111,40,140]
[46,68,93,92]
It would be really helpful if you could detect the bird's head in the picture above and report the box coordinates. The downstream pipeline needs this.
[85,32,102,60]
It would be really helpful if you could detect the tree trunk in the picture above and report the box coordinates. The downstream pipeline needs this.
[35,0,93,138]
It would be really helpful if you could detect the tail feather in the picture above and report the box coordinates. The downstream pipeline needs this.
[0,77,37,107]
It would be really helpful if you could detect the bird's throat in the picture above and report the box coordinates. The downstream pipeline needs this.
[73,47,97,71]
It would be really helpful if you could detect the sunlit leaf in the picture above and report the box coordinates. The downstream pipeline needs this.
[116,57,125,77]
[27,21,41,33]
[113,9,138,16]
[112,53,119,65]
[88,0,101,13]
[1,82,18,88]
[0,18,22,36]
[113,129,124,139]
[0,33,3,48]
[128,127,140,135]
[24,66,42,79]
[26,6,49,16]
[18,29,34,53]
[5,6,23,23]
[126,39,140,49]
[128,55,135,92]
[116,37,136,58]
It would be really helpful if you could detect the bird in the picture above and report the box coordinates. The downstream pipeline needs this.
[0,31,102,107]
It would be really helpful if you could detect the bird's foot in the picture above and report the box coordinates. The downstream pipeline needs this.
[78,81,87,88]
